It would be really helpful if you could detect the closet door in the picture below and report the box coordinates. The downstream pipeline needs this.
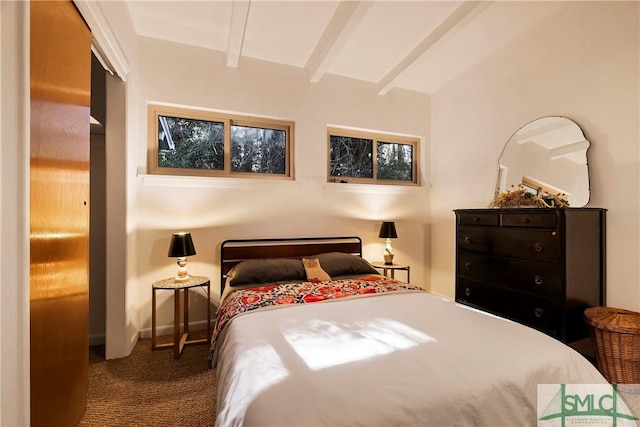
[30,2,91,426]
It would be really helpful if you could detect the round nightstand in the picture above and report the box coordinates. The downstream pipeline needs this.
[151,275,210,358]
[370,261,410,282]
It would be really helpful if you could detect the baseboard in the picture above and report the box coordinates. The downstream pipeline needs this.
[89,332,106,347]
[127,328,139,356]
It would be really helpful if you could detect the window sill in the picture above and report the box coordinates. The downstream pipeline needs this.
[137,169,299,189]
[322,182,427,194]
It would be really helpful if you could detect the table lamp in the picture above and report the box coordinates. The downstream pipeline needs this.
[168,232,196,281]
[378,221,397,265]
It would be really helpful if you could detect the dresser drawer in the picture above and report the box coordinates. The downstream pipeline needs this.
[456,278,560,336]
[457,227,560,262]
[501,211,557,229]
[457,251,563,299]
[458,212,499,226]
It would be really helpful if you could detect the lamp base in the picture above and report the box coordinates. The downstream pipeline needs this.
[174,257,190,282]
[383,253,394,265]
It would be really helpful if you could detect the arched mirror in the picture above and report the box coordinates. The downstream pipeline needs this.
[494,116,590,207]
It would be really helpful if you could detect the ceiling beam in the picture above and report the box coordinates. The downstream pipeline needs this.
[227,0,251,68]
[514,119,575,144]
[376,0,490,95]
[549,140,590,161]
[305,1,372,83]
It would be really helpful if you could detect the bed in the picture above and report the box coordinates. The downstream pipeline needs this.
[210,236,607,427]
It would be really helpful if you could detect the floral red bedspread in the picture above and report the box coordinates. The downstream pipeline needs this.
[209,276,424,366]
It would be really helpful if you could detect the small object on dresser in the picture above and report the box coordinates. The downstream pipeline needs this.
[489,184,569,208]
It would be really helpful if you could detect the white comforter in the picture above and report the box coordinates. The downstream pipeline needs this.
[215,290,606,427]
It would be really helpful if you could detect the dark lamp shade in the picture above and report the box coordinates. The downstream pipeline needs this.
[168,232,196,257]
[378,222,398,239]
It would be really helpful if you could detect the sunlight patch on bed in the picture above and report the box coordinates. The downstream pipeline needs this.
[282,318,436,370]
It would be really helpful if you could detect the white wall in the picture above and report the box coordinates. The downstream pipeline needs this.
[430,1,640,309]
[133,37,431,335]
[0,2,30,424]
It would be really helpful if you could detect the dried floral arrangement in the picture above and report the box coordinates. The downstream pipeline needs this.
[489,185,569,208]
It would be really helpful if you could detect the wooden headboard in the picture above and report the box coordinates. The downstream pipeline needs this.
[220,236,362,294]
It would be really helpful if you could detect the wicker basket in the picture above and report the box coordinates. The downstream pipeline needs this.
[584,307,640,383]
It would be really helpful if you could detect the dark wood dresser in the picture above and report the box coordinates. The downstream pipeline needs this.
[455,208,606,345]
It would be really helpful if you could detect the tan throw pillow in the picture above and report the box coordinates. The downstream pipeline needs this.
[302,258,331,282]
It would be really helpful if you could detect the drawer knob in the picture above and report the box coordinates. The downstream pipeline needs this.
[534,242,544,252]
[464,236,471,244]
[464,288,472,297]
[534,275,544,285]
[465,262,471,271]
[473,217,480,223]
[521,218,530,224]
[534,307,544,318]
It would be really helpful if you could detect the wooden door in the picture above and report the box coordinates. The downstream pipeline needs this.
[30,2,91,426]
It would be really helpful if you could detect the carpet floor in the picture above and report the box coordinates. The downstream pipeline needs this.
[78,335,217,426]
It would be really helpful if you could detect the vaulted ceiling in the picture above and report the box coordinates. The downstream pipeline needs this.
[125,0,566,95]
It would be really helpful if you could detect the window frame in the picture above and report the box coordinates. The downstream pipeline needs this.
[521,176,568,198]
[147,104,294,180]
[327,127,419,186]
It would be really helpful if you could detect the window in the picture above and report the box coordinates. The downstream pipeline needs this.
[148,104,294,179]
[327,127,419,185]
